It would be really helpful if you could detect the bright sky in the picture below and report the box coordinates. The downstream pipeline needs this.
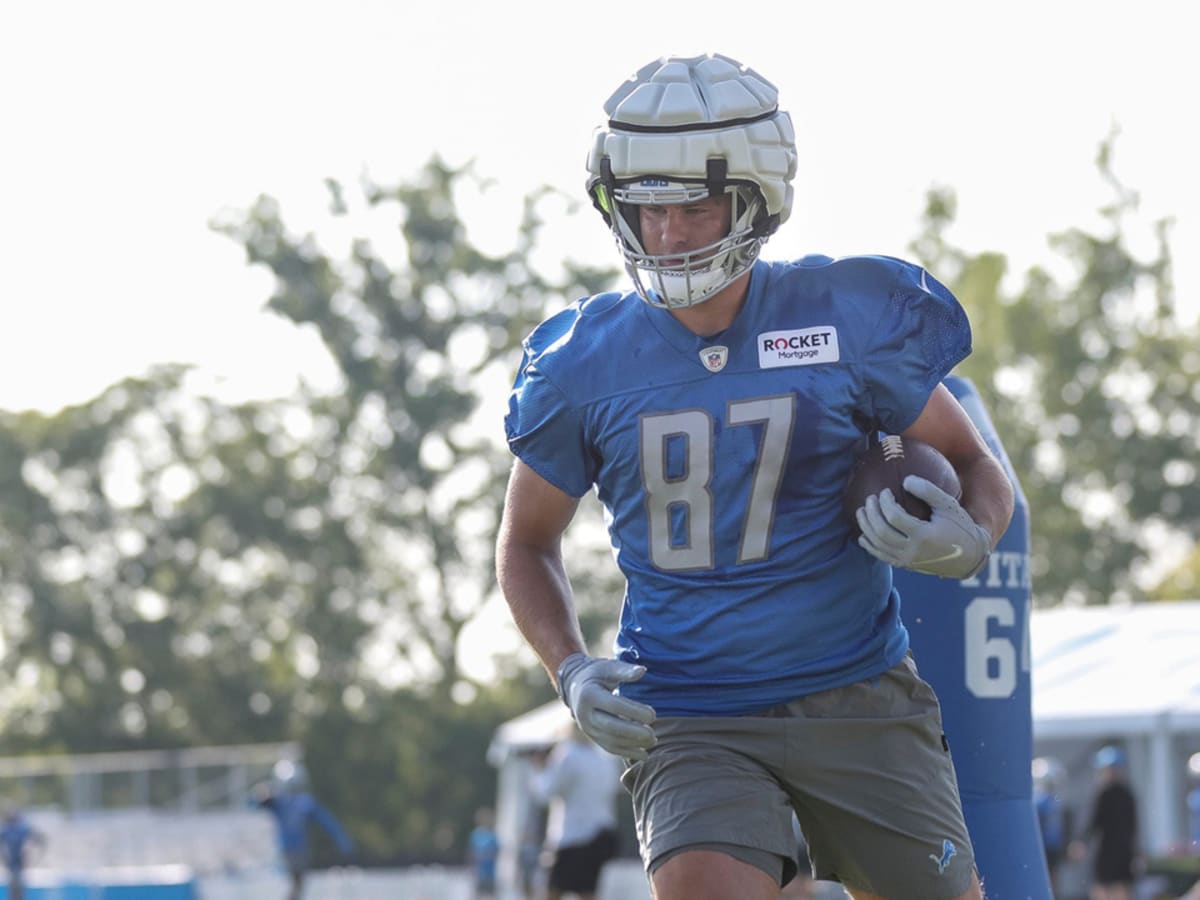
[2,0,1198,414]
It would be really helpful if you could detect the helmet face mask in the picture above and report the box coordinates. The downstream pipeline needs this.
[586,53,797,309]
[597,177,768,309]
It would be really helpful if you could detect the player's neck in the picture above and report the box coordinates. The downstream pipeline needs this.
[668,273,750,337]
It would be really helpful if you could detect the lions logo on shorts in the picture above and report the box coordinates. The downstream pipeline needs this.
[930,839,957,874]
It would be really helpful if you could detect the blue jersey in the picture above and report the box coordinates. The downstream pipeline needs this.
[506,256,971,715]
[469,826,500,881]
[259,791,353,856]
[0,815,41,870]
[1034,789,1065,855]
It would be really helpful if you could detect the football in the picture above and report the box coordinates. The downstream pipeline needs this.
[842,434,962,534]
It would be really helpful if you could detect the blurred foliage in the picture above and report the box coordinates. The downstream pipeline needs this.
[1,144,1197,861]
[911,135,1199,607]
[0,158,619,861]
[1152,552,1200,601]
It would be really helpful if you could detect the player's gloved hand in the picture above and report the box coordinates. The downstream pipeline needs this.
[556,653,657,760]
[856,475,991,579]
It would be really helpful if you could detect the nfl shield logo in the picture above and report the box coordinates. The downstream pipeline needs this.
[700,345,728,373]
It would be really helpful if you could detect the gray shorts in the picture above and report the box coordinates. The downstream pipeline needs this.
[621,654,976,900]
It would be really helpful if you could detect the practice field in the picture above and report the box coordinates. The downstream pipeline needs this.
[196,862,845,900]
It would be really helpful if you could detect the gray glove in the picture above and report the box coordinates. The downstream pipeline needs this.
[856,475,991,579]
[556,653,657,759]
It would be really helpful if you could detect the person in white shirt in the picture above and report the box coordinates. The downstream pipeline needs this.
[532,723,622,900]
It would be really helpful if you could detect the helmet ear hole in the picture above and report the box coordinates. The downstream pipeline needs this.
[617,203,642,245]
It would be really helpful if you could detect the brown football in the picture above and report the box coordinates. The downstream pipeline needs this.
[842,434,962,534]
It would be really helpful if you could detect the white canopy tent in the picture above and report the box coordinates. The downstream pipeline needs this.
[1032,601,1200,739]
[1030,600,1200,854]
[486,702,577,900]
[488,600,1200,894]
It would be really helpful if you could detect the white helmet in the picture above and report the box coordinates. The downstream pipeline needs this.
[272,758,309,793]
[586,53,797,309]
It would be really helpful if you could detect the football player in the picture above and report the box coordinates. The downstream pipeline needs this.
[0,805,46,900]
[496,53,1013,900]
[254,760,353,900]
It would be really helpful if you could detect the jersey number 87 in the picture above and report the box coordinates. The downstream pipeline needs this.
[640,394,795,571]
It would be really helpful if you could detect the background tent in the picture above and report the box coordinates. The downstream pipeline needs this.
[1031,599,1200,856]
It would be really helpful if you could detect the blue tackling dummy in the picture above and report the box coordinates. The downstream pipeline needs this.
[896,376,1052,900]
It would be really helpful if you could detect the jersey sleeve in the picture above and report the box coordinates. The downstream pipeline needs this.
[504,307,599,498]
[862,259,972,433]
[310,800,354,853]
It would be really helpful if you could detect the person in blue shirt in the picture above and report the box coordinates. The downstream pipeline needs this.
[254,759,354,900]
[1032,758,1068,891]
[468,806,501,899]
[496,52,1014,900]
[0,805,46,900]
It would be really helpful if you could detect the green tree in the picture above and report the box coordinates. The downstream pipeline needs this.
[1151,549,1200,601]
[0,159,620,859]
[912,138,1200,606]
[0,371,375,752]
[207,158,622,857]
[210,158,619,698]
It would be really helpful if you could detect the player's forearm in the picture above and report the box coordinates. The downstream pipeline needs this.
[958,453,1014,547]
[496,539,587,686]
